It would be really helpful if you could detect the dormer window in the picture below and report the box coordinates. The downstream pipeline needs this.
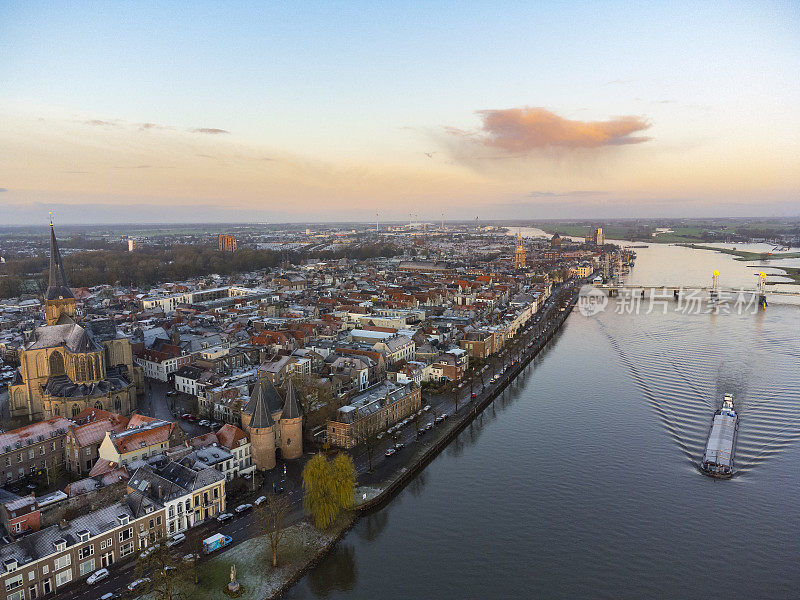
[117,514,129,526]
[77,530,90,542]
[3,559,17,572]
[53,539,67,552]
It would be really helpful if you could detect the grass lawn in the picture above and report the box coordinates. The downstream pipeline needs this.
[141,517,353,600]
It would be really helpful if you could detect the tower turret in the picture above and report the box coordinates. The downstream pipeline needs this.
[279,379,304,460]
[514,231,526,269]
[243,379,277,470]
[45,221,76,325]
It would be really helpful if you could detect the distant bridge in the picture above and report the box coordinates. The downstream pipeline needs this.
[592,284,800,297]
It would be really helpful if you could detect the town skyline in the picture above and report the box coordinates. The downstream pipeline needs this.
[2,2,799,224]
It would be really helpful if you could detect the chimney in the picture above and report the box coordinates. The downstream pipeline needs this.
[157,486,163,499]
[58,519,68,530]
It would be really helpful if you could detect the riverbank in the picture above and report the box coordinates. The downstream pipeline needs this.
[269,286,578,598]
[677,244,800,283]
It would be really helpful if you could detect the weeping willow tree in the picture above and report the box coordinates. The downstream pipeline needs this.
[302,453,356,529]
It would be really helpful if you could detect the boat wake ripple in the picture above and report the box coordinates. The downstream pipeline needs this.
[594,309,800,476]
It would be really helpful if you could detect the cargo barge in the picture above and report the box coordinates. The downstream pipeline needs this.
[700,393,738,479]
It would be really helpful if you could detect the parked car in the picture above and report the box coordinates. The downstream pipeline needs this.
[198,420,211,427]
[425,422,433,431]
[395,442,405,450]
[471,392,477,399]
[180,413,192,420]
[183,553,200,563]
[385,448,396,457]
[87,568,109,585]
[139,544,160,559]
[166,533,185,548]
[235,503,252,514]
[441,413,448,419]
[423,405,431,412]
[217,513,233,523]
[435,416,443,424]
[254,495,267,506]
[127,578,150,592]
[100,593,118,600]
[273,483,285,494]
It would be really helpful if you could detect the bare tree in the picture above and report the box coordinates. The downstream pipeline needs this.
[255,493,291,567]
[134,541,193,600]
[352,416,384,473]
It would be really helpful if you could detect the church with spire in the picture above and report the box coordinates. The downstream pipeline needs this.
[514,231,526,269]
[240,378,303,470]
[8,222,142,421]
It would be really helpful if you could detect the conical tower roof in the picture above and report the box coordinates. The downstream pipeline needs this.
[46,222,74,301]
[282,379,303,419]
[245,379,277,428]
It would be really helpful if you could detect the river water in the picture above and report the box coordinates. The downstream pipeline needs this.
[286,243,800,599]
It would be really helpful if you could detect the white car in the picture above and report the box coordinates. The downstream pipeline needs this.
[87,568,109,585]
[128,578,150,592]
[254,495,267,506]
[235,503,252,513]
[217,512,233,523]
[166,533,185,547]
[199,420,211,427]
[183,553,199,563]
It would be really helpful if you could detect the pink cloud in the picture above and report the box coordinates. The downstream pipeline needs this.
[449,107,651,153]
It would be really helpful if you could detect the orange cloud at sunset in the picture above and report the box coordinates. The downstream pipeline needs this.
[448,107,651,153]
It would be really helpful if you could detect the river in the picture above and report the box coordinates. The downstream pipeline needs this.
[286,243,800,599]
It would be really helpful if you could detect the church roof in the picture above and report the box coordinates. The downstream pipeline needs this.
[26,322,103,353]
[46,223,74,301]
[282,379,303,419]
[244,380,277,428]
[43,367,132,399]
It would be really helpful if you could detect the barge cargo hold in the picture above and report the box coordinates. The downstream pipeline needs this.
[701,393,738,479]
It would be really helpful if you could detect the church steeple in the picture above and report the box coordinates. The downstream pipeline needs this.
[45,220,76,325]
[514,231,526,269]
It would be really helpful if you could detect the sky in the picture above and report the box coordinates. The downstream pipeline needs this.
[1,1,799,224]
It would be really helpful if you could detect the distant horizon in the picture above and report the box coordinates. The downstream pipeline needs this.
[2,214,799,231]
[3,203,799,228]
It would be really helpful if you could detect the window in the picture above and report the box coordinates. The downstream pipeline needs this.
[28,449,34,460]
[79,559,94,576]
[78,545,93,560]
[85,447,90,457]
[4,457,9,467]
[120,543,133,557]
[119,527,132,542]
[148,519,154,530]
[40,446,45,456]
[55,569,72,587]
[53,555,70,570]
[41,566,48,575]
[156,516,161,526]
[27,571,34,582]
[5,574,22,592]
[7,590,23,600]
[100,540,106,550]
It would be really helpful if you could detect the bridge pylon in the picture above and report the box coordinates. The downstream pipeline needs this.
[757,272,768,308]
